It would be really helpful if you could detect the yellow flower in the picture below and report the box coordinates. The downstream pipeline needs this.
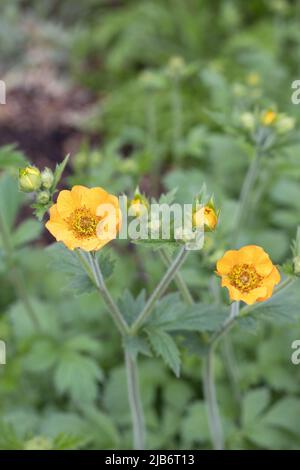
[19,166,41,193]
[216,245,280,305]
[261,110,277,126]
[193,205,218,231]
[46,185,121,251]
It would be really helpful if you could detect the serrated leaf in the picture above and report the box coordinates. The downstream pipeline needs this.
[54,352,103,404]
[118,289,146,325]
[123,334,152,359]
[246,281,300,325]
[242,388,270,427]
[65,335,102,355]
[52,433,85,450]
[147,293,226,333]
[47,243,95,295]
[145,327,180,377]
[263,397,300,436]
[24,338,59,372]
[51,154,69,192]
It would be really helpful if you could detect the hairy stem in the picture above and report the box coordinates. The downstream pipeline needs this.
[125,351,146,450]
[158,248,194,306]
[86,251,129,336]
[81,250,145,449]
[204,302,240,450]
[130,246,189,334]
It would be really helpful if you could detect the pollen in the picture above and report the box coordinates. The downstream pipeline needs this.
[228,264,263,293]
[66,206,100,239]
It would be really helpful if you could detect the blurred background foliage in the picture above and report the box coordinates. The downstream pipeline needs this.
[0,0,300,450]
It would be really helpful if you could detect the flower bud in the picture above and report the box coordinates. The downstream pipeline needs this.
[240,112,255,131]
[276,115,295,134]
[24,436,52,451]
[36,190,50,205]
[261,109,277,126]
[193,201,219,232]
[139,70,165,92]
[41,167,54,189]
[128,188,149,218]
[19,166,41,193]
[166,56,186,79]
[293,256,300,275]
[129,197,149,218]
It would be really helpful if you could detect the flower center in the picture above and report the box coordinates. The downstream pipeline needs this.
[66,206,100,239]
[228,264,263,293]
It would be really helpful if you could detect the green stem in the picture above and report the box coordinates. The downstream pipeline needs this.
[86,251,129,336]
[232,149,261,246]
[0,213,40,330]
[81,250,145,449]
[203,301,239,450]
[130,246,189,334]
[125,351,146,450]
[159,248,194,306]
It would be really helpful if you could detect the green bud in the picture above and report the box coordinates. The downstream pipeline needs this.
[293,256,300,275]
[19,166,41,193]
[166,56,186,79]
[24,436,52,450]
[36,190,50,205]
[41,167,54,189]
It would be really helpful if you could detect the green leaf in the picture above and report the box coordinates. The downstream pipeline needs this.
[24,338,59,372]
[242,388,270,427]
[65,334,102,355]
[0,173,21,231]
[97,251,115,280]
[47,243,95,295]
[12,219,42,247]
[123,334,152,359]
[54,352,103,404]
[0,145,26,169]
[247,281,300,325]
[51,154,70,192]
[118,289,146,325]
[145,327,180,377]
[52,433,84,450]
[147,293,226,333]
[181,401,210,445]
[263,397,300,436]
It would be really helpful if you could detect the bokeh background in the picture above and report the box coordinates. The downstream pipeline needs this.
[1,0,300,450]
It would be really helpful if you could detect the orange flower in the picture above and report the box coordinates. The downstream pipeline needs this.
[261,110,277,126]
[193,205,218,231]
[216,245,280,305]
[45,185,121,251]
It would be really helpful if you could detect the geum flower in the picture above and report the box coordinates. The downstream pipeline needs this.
[216,245,280,305]
[46,185,121,251]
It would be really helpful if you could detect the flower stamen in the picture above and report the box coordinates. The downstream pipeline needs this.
[228,263,263,293]
[66,206,100,239]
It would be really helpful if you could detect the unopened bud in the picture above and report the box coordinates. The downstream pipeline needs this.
[41,167,54,189]
[19,166,41,193]
[36,190,50,205]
